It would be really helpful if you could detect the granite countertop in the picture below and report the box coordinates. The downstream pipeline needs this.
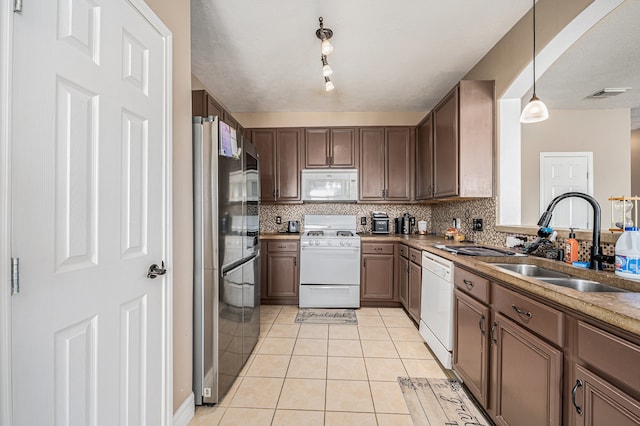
[260,232,301,240]
[381,233,640,337]
[261,231,640,336]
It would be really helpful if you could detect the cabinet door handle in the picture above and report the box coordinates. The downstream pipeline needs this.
[479,314,486,336]
[490,321,498,344]
[272,189,276,198]
[363,259,366,267]
[571,379,583,415]
[463,279,474,290]
[512,304,533,320]
[293,257,297,266]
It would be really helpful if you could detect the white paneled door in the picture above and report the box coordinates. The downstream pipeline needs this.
[540,152,593,229]
[10,1,171,425]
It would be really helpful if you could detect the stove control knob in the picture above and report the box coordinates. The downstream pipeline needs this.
[340,241,345,246]
[315,240,320,246]
[346,241,352,246]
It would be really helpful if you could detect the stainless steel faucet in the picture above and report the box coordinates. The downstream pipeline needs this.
[533,191,614,270]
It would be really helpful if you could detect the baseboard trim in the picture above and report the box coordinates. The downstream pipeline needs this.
[173,392,194,426]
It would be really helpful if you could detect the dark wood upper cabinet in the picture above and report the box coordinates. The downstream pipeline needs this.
[433,88,459,198]
[304,128,357,168]
[385,127,413,201]
[359,128,386,201]
[416,113,434,201]
[250,128,301,203]
[275,129,302,202]
[192,89,224,120]
[359,127,413,202]
[432,80,494,199]
[251,129,277,202]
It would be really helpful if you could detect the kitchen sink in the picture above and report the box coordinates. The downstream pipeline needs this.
[491,263,570,278]
[536,277,627,293]
[491,263,628,292]
[435,245,518,257]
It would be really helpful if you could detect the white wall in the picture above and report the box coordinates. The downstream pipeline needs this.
[632,128,640,196]
[521,109,630,227]
[144,0,194,413]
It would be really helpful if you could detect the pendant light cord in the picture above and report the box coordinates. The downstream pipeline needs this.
[532,0,537,96]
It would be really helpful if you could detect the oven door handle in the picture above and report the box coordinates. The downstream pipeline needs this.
[301,246,360,252]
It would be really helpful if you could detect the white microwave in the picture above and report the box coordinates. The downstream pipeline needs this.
[301,169,358,202]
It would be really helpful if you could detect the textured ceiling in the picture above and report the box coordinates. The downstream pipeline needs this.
[191,0,532,113]
[191,0,639,129]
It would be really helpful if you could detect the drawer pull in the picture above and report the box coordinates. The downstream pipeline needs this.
[512,304,533,320]
[490,321,498,344]
[463,279,474,290]
[374,247,383,251]
[411,255,416,261]
[571,379,583,415]
[277,245,286,248]
[479,315,486,336]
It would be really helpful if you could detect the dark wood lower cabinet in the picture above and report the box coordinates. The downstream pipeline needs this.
[407,261,421,323]
[398,256,408,308]
[571,364,640,425]
[361,253,395,301]
[260,240,299,305]
[453,289,490,407]
[491,312,563,426]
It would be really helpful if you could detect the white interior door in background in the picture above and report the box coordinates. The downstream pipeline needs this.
[540,152,593,229]
[10,1,172,424]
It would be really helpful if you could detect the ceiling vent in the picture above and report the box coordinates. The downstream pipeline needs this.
[588,88,631,98]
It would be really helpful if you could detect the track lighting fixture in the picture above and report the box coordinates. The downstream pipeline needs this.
[520,0,549,123]
[316,17,335,91]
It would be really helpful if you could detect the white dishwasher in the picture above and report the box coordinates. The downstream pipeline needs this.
[419,251,454,369]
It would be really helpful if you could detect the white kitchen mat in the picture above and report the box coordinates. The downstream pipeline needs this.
[398,377,491,425]
[294,308,357,325]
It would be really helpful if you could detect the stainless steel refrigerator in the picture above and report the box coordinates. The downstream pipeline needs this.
[193,116,260,405]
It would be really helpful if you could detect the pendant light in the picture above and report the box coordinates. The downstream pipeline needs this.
[520,0,549,123]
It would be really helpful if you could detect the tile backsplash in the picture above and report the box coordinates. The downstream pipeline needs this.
[260,203,431,234]
[260,198,617,267]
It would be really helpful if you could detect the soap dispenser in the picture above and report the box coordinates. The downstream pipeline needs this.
[564,228,579,264]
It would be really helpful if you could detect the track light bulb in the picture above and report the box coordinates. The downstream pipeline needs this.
[324,77,334,91]
[321,39,333,55]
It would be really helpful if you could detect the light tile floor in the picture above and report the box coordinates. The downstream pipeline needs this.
[188,305,451,425]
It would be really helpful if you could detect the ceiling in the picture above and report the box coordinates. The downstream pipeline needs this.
[191,0,639,128]
[191,0,532,113]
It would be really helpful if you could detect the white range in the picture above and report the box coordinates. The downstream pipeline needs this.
[299,215,361,308]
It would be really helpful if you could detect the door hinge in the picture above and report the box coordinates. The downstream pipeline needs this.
[13,0,23,13]
[11,257,19,295]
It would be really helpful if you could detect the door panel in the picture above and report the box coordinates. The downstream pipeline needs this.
[11,1,170,424]
[252,129,276,201]
[416,114,434,200]
[541,153,591,228]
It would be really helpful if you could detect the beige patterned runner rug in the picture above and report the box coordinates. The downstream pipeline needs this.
[294,308,357,324]
[398,377,491,425]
